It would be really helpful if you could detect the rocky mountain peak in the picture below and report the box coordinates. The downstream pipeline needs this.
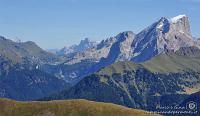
[78,38,98,50]
[80,38,90,44]
[116,31,135,40]
[57,38,99,55]
[170,14,191,36]
[155,15,190,35]
[170,14,187,23]
[131,15,199,62]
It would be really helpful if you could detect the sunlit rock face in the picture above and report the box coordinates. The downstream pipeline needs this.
[131,15,200,62]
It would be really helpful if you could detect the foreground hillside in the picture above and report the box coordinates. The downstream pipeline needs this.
[0,98,158,116]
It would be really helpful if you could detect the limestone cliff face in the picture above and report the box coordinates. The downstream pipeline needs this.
[67,15,200,65]
[132,15,200,62]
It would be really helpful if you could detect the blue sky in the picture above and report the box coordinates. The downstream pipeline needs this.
[0,0,200,49]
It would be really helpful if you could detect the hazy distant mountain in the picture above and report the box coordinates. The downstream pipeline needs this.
[46,48,60,54]
[57,38,99,55]
[64,37,118,65]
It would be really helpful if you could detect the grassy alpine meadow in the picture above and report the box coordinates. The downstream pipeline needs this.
[0,98,159,116]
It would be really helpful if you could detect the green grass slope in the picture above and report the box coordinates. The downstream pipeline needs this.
[142,46,200,73]
[97,47,200,75]
[98,61,142,76]
[142,53,200,73]
[0,98,159,116]
[98,53,200,75]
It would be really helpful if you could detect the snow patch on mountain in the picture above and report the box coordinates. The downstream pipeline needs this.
[170,14,187,23]
[157,23,163,29]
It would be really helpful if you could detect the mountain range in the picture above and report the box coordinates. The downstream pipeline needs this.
[62,15,199,64]
[0,14,199,115]
[50,15,200,78]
